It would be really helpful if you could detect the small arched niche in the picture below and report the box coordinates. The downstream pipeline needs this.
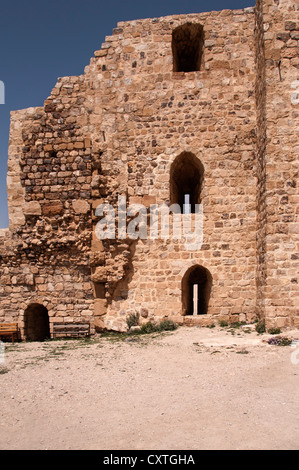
[170,151,204,213]
[172,23,204,73]
[182,265,212,316]
[24,303,50,341]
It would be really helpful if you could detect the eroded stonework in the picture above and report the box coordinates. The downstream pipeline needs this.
[0,0,298,337]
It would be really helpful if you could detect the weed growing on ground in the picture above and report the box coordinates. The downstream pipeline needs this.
[126,312,140,330]
[255,321,266,334]
[268,336,292,346]
[140,319,178,334]
[268,327,281,335]
[102,319,178,344]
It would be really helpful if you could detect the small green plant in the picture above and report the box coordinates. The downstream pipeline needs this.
[140,321,158,334]
[140,319,178,334]
[243,327,253,334]
[219,320,228,327]
[268,327,281,335]
[230,321,246,329]
[126,312,140,330]
[158,319,178,331]
[255,321,266,334]
[268,335,292,346]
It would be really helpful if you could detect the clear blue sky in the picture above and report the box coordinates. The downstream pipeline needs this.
[0,0,255,229]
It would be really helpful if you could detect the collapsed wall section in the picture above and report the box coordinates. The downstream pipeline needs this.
[0,78,95,338]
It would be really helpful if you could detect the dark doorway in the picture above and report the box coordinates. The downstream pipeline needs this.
[182,265,212,315]
[172,23,204,72]
[24,303,50,341]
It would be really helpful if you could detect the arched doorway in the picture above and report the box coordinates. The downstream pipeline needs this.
[182,265,212,315]
[24,303,50,341]
[170,152,204,214]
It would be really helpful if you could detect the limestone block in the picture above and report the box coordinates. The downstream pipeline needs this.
[91,238,105,251]
[74,141,84,149]
[72,199,90,214]
[42,201,64,216]
[94,299,107,316]
[23,201,42,216]
[24,274,35,286]
[94,316,106,332]
[94,49,108,57]
[91,266,108,283]
[90,251,105,266]
[142,195,156,207]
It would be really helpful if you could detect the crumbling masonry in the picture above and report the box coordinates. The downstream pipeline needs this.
[0,0,298,338]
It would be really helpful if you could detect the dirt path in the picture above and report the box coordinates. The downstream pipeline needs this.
[0,325,298,450]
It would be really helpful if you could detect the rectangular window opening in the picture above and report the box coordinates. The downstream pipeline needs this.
[183,194,191,214]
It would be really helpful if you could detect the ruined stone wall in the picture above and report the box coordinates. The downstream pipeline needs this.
[0,79,95,337]
[0,0,298,335]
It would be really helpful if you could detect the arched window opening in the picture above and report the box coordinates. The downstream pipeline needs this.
[172,23,204,73]
[24,303,50,341]
[170,152,204,213]
[182,265,212,315]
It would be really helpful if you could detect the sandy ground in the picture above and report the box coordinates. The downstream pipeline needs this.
[0,324,298,450]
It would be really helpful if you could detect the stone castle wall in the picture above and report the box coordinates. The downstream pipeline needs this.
[88,8,258,330]
[0,0,298,336]
[260,0,299,328]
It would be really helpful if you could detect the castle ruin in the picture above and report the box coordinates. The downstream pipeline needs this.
[0,0,298,339]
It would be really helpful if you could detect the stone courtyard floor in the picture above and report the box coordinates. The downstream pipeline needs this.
[0,325,298,450]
